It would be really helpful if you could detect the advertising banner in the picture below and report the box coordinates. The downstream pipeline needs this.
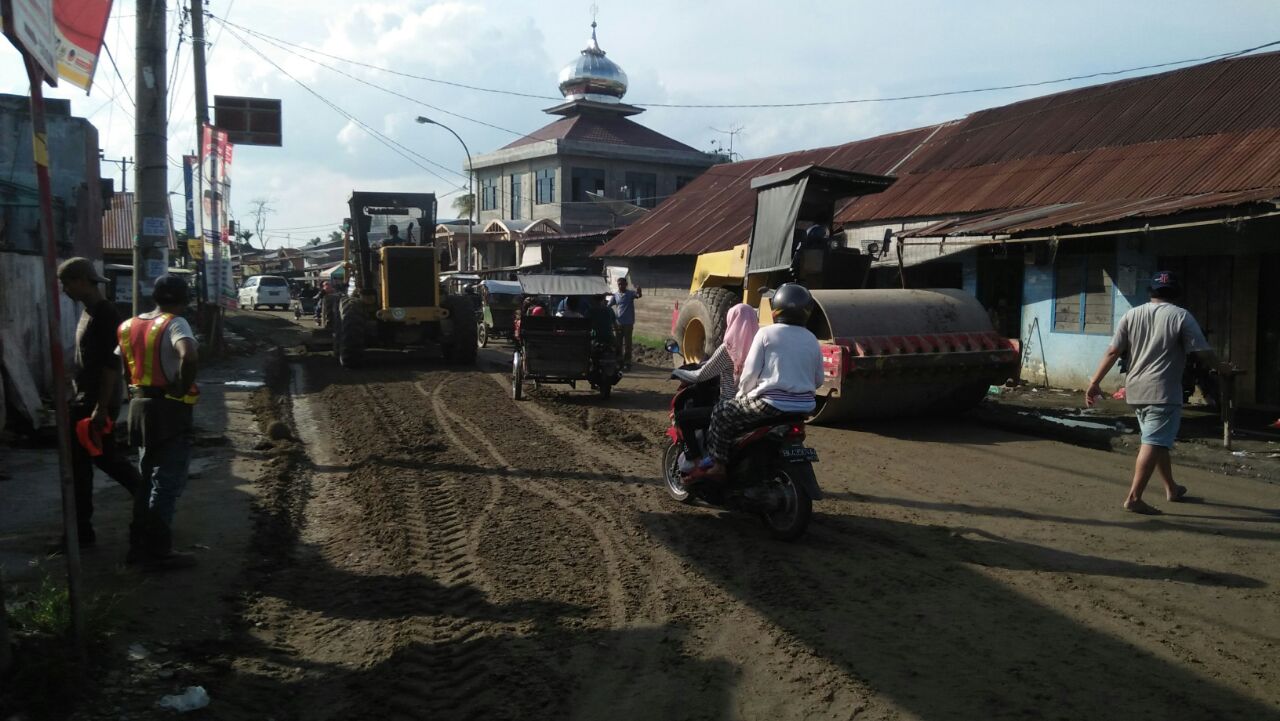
[52,0,113,91]
[200,124,236,307]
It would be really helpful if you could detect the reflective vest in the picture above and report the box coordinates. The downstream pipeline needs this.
[117,313,199,404]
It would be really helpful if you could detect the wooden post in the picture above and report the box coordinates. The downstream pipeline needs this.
[24,53,87,657]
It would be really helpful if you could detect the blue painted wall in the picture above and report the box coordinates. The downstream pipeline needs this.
[1019,238,1155,389]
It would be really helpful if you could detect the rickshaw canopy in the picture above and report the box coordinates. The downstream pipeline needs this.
[480,279,522,296]
[517,274,611,297]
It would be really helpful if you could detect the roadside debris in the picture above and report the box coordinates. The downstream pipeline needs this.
[157,686,210,712]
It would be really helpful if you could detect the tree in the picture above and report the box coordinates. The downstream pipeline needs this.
[247,198,276,250]
[328,230,344,243]
[307,236,322,246]
[451,193,475,222]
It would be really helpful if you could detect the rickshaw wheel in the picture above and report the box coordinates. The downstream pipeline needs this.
[512,351,525,400]
[477,322,488,348]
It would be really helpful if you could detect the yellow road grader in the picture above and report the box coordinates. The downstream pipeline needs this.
[672,165,1019,422]
[326,191,477,368]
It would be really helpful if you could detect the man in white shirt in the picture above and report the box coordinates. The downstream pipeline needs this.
[695,284,824,480]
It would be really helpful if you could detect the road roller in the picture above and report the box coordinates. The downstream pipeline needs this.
[672,164,1019,422]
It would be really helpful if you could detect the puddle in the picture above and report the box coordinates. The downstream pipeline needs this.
[1017,411,1126,433]
[222,380,265,389]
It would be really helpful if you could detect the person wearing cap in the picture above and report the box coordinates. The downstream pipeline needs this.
[117,274,200,569]
[1086,271,1230,515]
[54,257,141,552]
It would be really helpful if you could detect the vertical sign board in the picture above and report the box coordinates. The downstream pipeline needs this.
[0,0,59,80]
[213,95,282,147]
[200,125,236,308]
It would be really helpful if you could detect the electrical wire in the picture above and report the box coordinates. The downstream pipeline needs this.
[100,41,136,109]
[202,14,1280,110]
[224,21,528,137]
[219,23,465,186]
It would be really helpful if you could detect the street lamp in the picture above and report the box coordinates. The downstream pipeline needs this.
[416,116,474,271]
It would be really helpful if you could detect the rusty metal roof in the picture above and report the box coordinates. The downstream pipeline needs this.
[594,126,938,257]
[102,192,177,252]
[598,50,1280,257]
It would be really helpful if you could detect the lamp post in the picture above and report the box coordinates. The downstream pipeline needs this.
[416,116,474,271]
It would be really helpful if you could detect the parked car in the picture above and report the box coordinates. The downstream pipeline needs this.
[239,275,291,310]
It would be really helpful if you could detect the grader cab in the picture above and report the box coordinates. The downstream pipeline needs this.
[329,191,476,368]
[673,165,1019,422]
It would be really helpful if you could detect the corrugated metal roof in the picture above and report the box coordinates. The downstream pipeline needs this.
[594,126,938,257]
[896,187,1280,238]
[102,192,178,251]
[598,50,1280,257]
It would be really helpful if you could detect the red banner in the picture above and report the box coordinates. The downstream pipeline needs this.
[53,0,112,91]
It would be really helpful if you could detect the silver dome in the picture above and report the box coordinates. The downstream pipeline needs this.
[557,22,628,102]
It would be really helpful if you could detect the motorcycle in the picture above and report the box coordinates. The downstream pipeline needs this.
[661,361,823,541]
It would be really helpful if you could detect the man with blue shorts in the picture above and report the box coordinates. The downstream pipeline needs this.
[1086,271,1229,514]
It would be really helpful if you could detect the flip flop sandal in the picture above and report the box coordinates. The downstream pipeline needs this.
[1168,485,1189,502]
[1123,499,1162,515]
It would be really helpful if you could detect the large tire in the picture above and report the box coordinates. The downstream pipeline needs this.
[761,464,814,541]
[674,287,739,364]
[337,297,365,369]
[441,295,478,364]
[598,382,612,400]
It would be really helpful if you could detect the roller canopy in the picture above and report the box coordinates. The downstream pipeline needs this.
[746,165,896,275]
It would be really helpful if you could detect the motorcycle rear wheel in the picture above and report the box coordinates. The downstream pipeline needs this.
[760,464,814,541]
[662,441,695,504]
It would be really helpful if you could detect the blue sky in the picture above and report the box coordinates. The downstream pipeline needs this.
[2,0,1277,247]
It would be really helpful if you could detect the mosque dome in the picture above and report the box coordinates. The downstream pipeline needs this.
[557,22,628,103]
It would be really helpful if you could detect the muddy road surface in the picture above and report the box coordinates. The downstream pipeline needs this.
[217,344,1280,721]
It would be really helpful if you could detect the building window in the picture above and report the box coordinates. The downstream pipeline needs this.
[510,173,523,220]
[624,171,658,208]
[1053,242,1115,334]
[535,168,556,205]
[570,167,606,202]
[480,177,498,211]
[676,175,695,191]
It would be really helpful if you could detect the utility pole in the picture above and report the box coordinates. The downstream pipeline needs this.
[134,0,169,315]
[189,0,219,344]
[99,153,133,192]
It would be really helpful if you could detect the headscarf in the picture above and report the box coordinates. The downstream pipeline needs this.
[723,303,760,376]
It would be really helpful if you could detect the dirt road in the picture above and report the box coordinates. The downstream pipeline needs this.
[208,331,1279,721]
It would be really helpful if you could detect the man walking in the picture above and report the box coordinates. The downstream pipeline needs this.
[55,258,140,551]
[119,275,199,568]
[1086,271,1227,514]
[608,276,642,370]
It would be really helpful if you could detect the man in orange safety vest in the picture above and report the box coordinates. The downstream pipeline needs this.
[118,275,200,570]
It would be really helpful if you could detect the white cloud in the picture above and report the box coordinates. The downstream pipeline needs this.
[2,0,1279,246]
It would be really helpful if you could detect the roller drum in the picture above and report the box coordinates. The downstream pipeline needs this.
[805,289,1016,423]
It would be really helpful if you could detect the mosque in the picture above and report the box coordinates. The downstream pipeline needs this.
[453,20,717,269]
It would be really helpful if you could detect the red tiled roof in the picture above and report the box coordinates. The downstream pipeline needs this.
[502,114,701,153]
[102,192,178,251]
[598,50,1280,257]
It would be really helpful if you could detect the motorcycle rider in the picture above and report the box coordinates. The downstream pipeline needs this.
[673,303,759,468]
[690,284,824,481]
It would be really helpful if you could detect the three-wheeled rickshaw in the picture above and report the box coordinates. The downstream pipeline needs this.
[477,279,521,347]
[512,274,621,400]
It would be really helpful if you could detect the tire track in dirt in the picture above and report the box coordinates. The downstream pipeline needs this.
[419,379,630,627]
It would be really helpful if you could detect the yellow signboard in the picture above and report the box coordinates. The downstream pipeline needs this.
[187,237,203,260]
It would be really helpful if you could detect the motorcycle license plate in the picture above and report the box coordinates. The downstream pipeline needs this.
[781,446,818,463]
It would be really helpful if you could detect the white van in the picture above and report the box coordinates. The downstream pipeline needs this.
[239,275,291,310]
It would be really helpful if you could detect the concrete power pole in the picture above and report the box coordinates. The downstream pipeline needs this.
[134,0,170,315]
